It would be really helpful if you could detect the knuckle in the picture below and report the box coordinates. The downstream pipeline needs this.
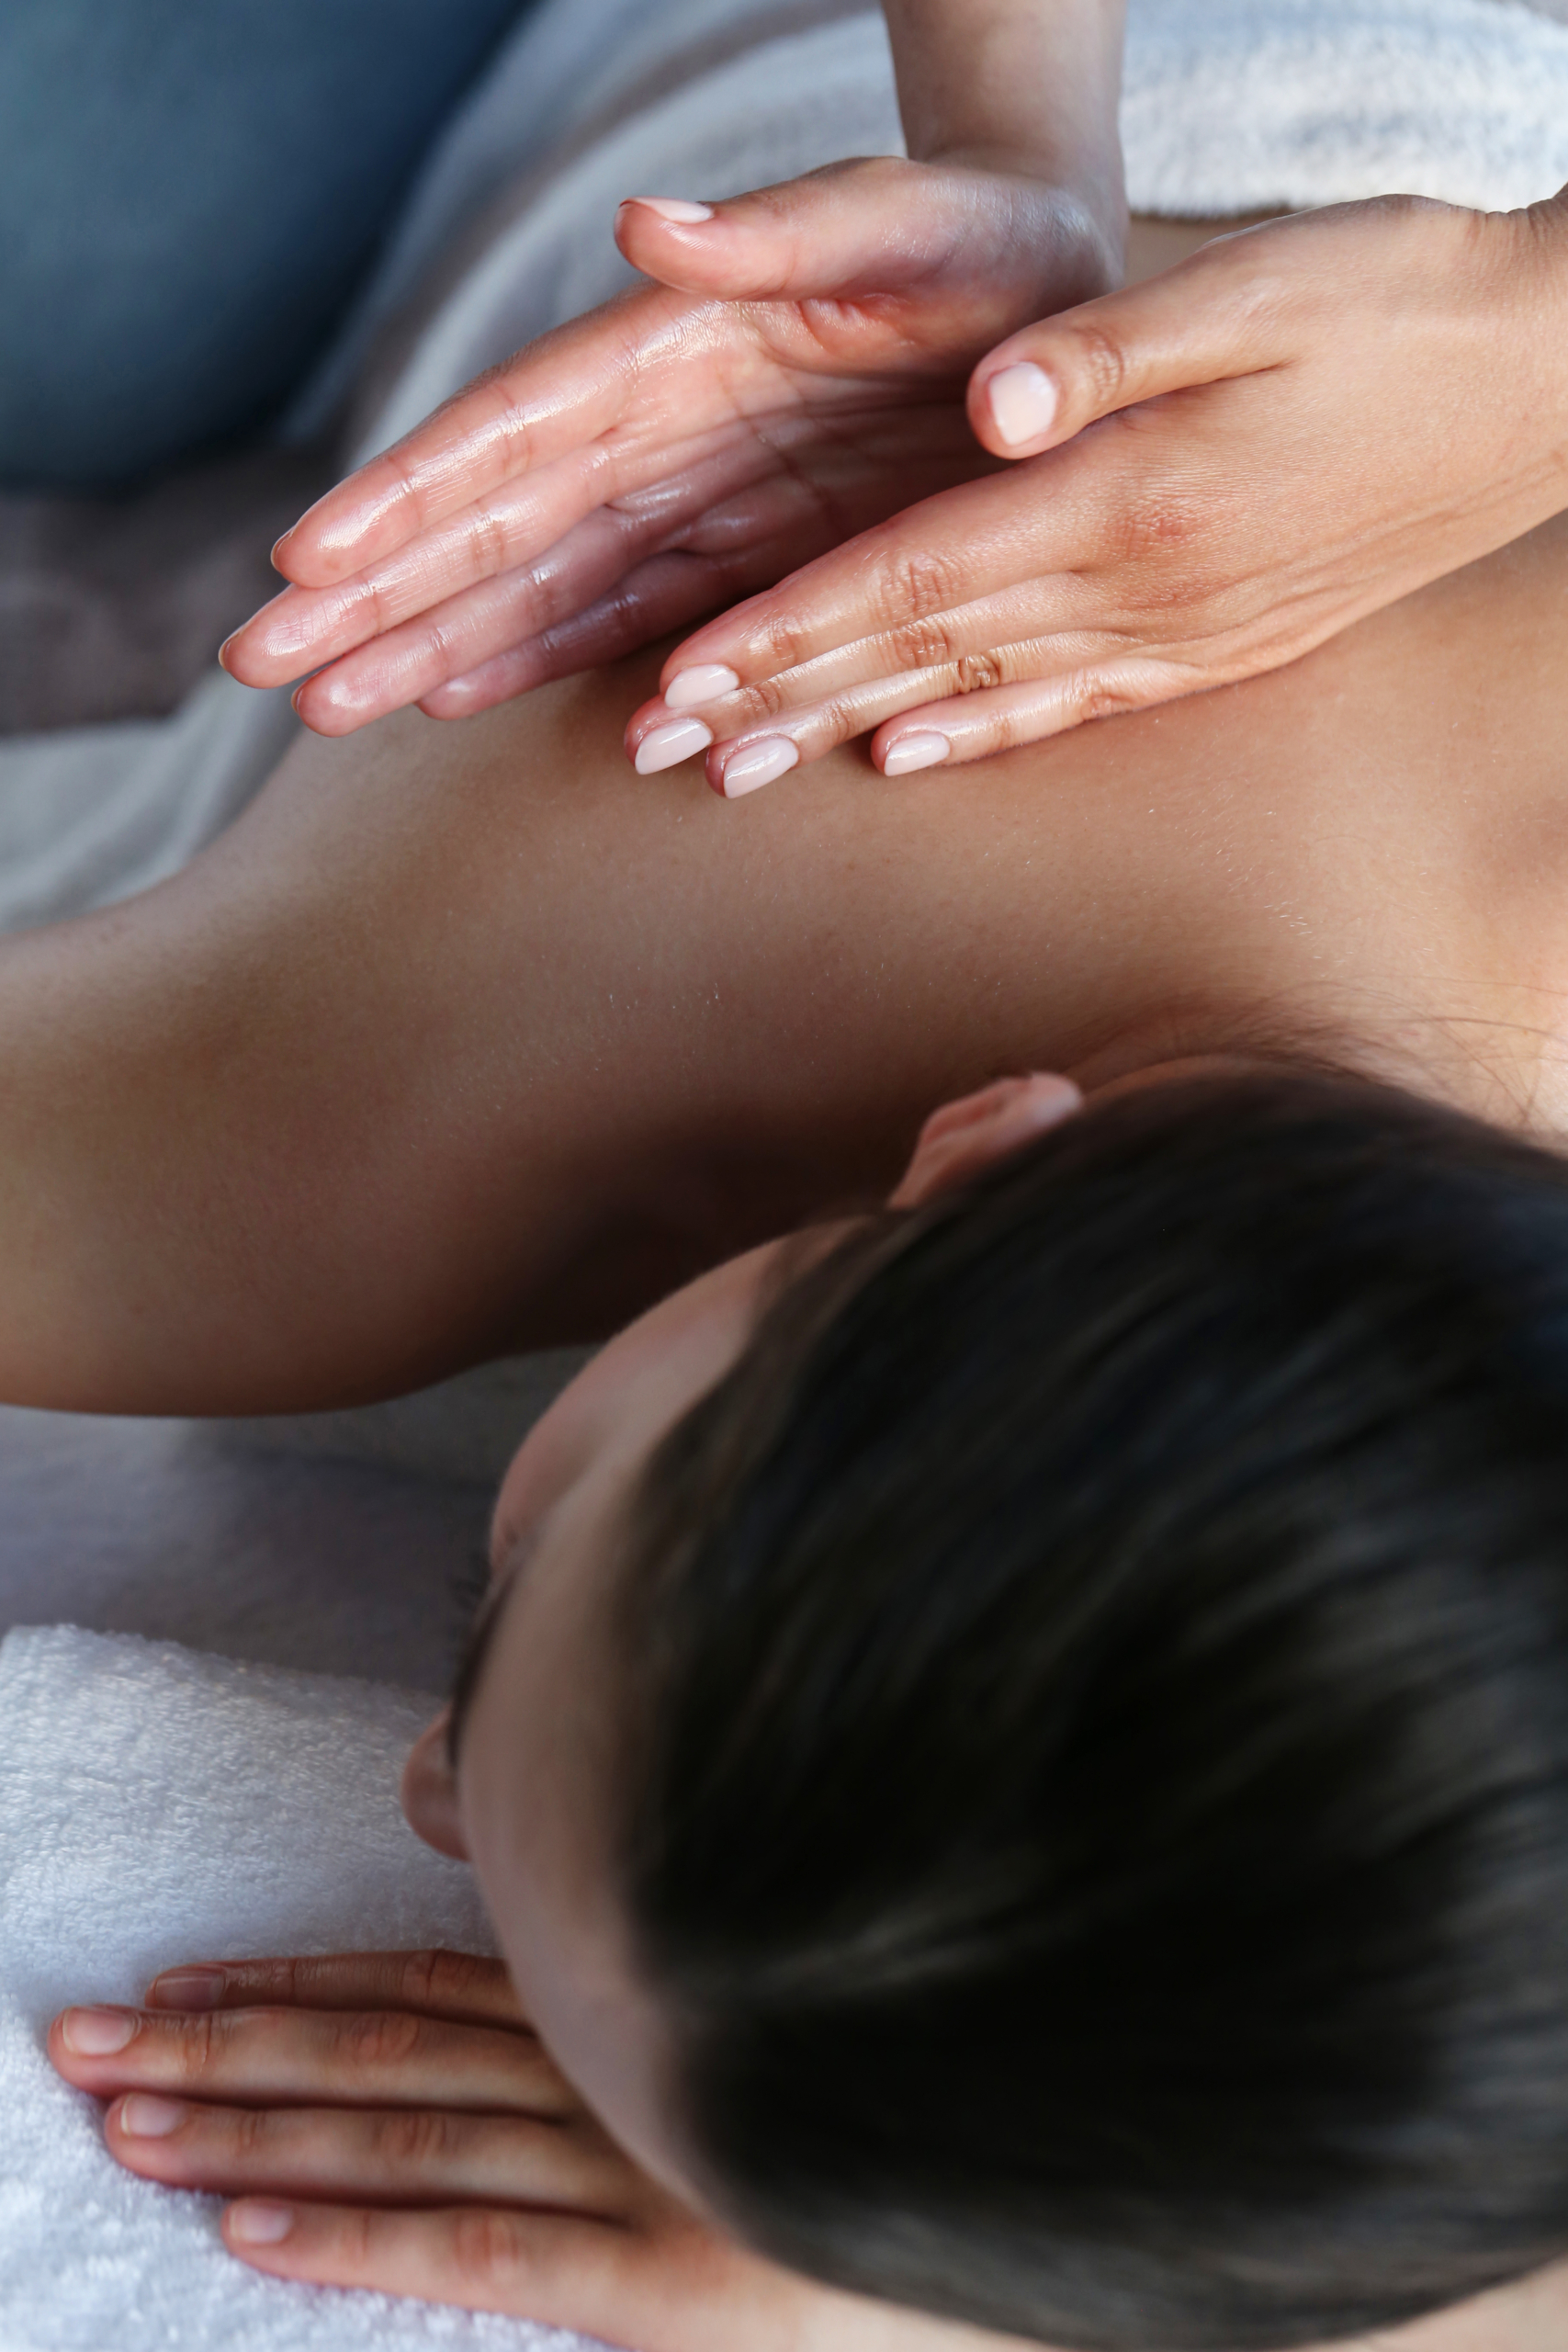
[954,648,1006,695]
[1094,487,1202,570]
[171,2012,220,2085]
[233,2104,276,2162]
[399,1949,464,2010]
[1059,317,1135,413]
[373,2107,457,2173]
[730,671,789,724]
[464,503,511,576]
[1073,673,1145,726]
[755,607,815,677]
[450,2207,530,2288]
[344,2008,425,2069]
[874,545,966,630]
[886,612,961,673]
[337,2206,380,2272]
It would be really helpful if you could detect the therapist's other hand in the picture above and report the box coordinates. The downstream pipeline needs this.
[221,157,1120,738]
[47,1949,929,2352]
[630,196,1568,795]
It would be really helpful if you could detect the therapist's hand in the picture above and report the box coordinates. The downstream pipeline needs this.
[49,1949,933,2352]
[221,157,1120,737]
[627,195,1568,797]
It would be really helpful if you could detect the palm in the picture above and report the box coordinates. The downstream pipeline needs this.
[220,160,1117,734]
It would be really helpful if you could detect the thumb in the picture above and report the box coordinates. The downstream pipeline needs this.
[614,155,1069,305]
[967,230,1292,457]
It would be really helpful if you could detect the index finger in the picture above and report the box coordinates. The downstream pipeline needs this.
[144,1950,523,2029]
[275,285,699,590]
[652,447,1091,708]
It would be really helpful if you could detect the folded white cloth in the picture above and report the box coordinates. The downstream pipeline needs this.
[1123,0,1568,215]
[0,1625,586,2352]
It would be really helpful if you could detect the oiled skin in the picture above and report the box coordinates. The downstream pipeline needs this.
[4,509,1567,1413]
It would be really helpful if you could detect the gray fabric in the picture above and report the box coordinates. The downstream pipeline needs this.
[0,444,334,738]
[0,1406,491,1685]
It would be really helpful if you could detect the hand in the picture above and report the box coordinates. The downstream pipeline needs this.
[624,195,1568,796]
[220,157,1121,737]
[46,1949,952,2352]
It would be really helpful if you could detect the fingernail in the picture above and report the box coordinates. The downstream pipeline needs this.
[663,663,740,709]
[635,716,713,775]
[118,2094,187,2139]
[622,196,714,224]
[882,729,951,776]
[269,531,293,564]
[720,737,798,798]
[987,361,1058,447]
[229,2201,296,2246]
[61,2007,138,2056]
[148,1967,226,2011]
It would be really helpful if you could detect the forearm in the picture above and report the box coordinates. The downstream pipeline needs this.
[881,0,1125,230]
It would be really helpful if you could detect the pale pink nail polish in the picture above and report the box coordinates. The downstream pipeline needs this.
[987,361,1058,447]
[229,2202,296,2246]
[623,196,714,224]
[118,2094,187,2139]
[148,1967,226,2010]
[61,2007,138,2056]
[721,738,799,797]
[882,729,951,776]
[635,716,713,775]
[664,663,740,709]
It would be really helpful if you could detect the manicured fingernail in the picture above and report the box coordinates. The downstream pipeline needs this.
[720,737,799,797]
[882,729,951,775]
[118,2094,187,2139]
[148,1967,226,2010]
[622,196,714,224]
[987,361,1058,447]
[229,2201,296,2245]
[635,716,713,774]
[61,2007,138,2056]
[663,663,740,709]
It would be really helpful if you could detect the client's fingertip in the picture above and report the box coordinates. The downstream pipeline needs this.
[227,2201,297,2248]
[146,1966,226,2011]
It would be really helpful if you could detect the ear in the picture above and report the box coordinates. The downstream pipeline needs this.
[400,1713,470,1861]
[892,1072,1083,1210]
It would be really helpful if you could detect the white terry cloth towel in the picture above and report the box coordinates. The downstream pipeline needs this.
[0,1625,586,2352]
[6,0,1568,936]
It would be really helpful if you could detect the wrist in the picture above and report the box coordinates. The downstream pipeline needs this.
[927,136,1125,243]
[886,0,1126,226]
[915,143,1128,292]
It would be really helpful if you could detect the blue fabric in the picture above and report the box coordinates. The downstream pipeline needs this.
[0,1,533,489]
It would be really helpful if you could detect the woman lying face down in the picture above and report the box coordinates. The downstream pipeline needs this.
[48,1065,1568,2352]
[28,506,1568,2346]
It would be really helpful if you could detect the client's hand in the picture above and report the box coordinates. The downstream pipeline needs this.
[46,1950,914,2352]
[220,157,1119,737]
[626,194,1568,794]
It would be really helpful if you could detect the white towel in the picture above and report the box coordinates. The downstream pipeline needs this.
[1122,0,1568,215]
[0,1625,592,2352]
[6,0,1568,933]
